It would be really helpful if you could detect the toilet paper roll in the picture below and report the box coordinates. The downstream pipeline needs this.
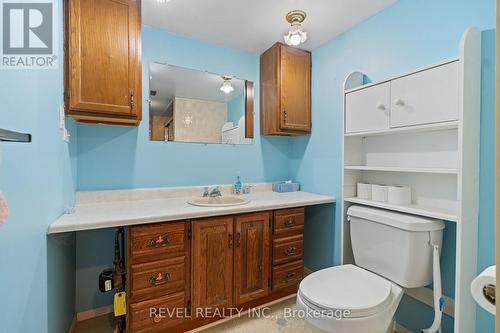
[388,186,412,205]
[471,265,496,315]
[371,184,388,202]
[356,183,372,200]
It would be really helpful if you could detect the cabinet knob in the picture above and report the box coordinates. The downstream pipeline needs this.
[394,98,405,107]
[376,103,386,110]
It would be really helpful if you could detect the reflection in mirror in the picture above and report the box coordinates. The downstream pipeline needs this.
[149,63,254,145]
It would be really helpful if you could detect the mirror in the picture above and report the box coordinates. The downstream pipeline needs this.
[149,63,254,145]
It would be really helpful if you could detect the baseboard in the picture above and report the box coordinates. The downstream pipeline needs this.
[68,315,76,333]
[404,286,455,318]
[76,305,113,322]
[393,322,413,333]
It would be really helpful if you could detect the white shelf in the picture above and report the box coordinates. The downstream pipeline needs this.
[344,121,458,138]
[344,197,458,222]
[344,166,458,174]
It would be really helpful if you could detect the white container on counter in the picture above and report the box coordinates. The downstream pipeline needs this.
[371,184,388,202]
[387,185,412,205]
[356,183,372,200]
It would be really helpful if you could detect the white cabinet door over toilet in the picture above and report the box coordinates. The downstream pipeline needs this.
[345,82,390,133]
[390,61,459,128]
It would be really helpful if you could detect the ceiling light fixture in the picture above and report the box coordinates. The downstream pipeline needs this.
[284,10,307,47]
[220,76,234,94]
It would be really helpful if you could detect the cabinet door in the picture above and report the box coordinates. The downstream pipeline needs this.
[345,82,390,133]
[68,0,140,116]
[390,62,459,127]
[192,216,233,310]
[280,45,311,132]
[234,212,270,305]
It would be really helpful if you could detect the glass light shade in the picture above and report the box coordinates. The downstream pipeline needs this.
[220,80,234,94]
[284,26,307,46]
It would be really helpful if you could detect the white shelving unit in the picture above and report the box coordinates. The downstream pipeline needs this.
[340,28,481,333]
[344,166,458,174]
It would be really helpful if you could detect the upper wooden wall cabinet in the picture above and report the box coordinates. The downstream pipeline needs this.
[65,0,142,126]
[260,43,311,135]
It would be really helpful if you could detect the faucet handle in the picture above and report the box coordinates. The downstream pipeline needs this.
[202,187,210,197]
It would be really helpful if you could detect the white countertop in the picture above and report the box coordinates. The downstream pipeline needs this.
[48,187,335,234]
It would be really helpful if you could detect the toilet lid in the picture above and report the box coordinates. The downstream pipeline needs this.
[299,264,393,318]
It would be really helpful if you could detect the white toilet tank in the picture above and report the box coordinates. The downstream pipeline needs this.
[347,205,445,288]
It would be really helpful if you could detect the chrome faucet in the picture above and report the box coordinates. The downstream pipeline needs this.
[209,186,222,198]
[202,186,222,198]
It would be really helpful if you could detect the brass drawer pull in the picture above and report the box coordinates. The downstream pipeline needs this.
[284,219,296,227]
[284,272,297,282]
[284,246,297,256]
[149,272,170,286]
[148,234,172,248]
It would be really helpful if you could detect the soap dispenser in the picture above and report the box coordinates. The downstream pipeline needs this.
[233,174,242,195]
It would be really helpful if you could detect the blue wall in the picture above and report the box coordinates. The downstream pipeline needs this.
[0,1,77,332]
[290,0,495,332]
[76,26,291,191]
[74,25,293,312]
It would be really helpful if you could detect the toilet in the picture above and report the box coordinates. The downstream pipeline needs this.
[296,205,445,333]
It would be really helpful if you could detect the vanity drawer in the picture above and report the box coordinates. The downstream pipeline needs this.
[272,260,303,290]
[129,292,186,333]
[273,208,304,235]
[130,256,186,302]
[130,222,187,261]
[273,234,304,265]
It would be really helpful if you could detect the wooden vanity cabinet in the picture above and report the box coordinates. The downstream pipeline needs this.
[191,216,234,310]
[126,208,305,333]
[260,43,311,135]
[65,0,142,125]
[234,212,270,305]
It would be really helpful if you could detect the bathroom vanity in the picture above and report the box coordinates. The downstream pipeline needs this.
[48,185,335,333]
[127,207,305,332]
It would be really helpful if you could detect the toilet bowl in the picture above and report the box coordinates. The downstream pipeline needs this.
[296,265,403,333]
[297,206,444,333]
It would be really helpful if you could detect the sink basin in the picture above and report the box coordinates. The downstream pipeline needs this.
[187,196,250,207]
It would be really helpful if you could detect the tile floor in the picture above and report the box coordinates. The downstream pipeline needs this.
[74,297,316,333]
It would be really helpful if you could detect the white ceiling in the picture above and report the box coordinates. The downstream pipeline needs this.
[143,0,397,53]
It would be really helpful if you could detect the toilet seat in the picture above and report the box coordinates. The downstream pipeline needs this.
[299,264,393,318]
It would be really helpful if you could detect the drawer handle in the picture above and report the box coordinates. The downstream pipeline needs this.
[153,314,162,323]
[284,219,296,227]
[149,272,170,286]
[148,234,172,248]
[228,233,233,249]
[284,272,297,282]
[285,246,296,256]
